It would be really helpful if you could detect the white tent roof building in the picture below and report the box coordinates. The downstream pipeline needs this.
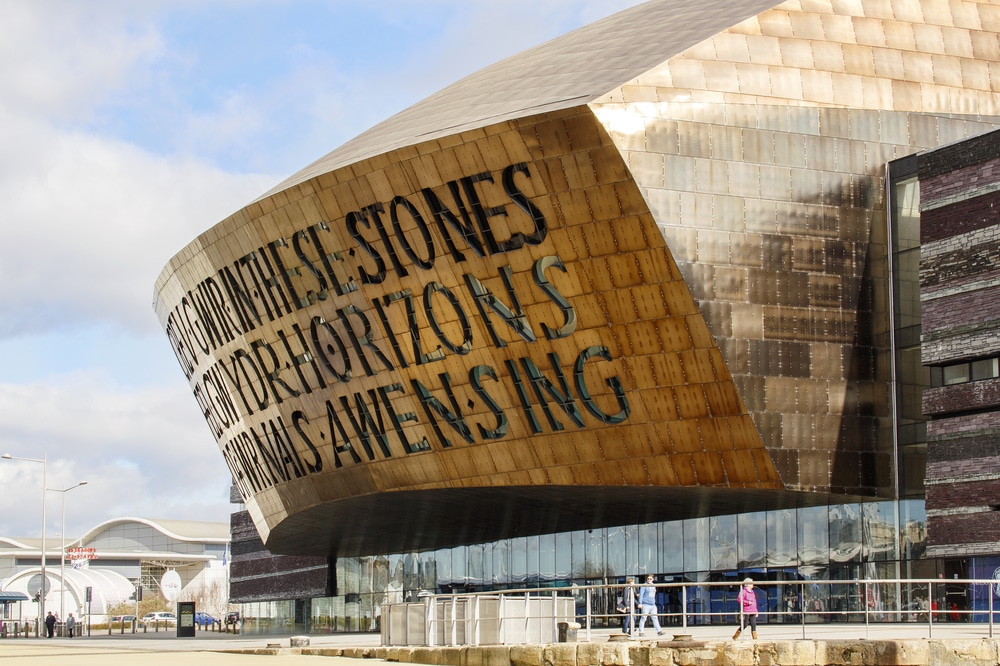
[0,517,229,622]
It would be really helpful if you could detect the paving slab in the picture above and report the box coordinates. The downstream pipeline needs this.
[2,623,998,665]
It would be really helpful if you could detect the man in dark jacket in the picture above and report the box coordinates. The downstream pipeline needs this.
[44,611,56,638]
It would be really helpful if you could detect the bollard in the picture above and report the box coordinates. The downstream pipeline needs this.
[557,621,580,642]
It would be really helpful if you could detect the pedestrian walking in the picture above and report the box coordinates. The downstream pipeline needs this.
[733,577,759,640]
[617,577,636,635]
[637,575,665,636]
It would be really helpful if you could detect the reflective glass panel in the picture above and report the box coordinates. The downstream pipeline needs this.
[899,499,927,561]
[510,537,526,585]
[525,535,540,584]
[638,523,657,574]
[863,561,900,618]
[451,545,467,587]
[767,508,798,568]
[386,555,405,592]
[433,548,451,589]
[555,532,571,579]
[467,543,485,587]
[683,517,709,572]
[864,502,898,562]
[893,178,920,252]
[569,530,585,580]
[312,597,334,632]
[493,539,510,585]
[586,529,605,579]
[659,521,684,574]
[738,511,767,569]
[388,556,405,601]
[339,557,361,595]
[539,533,556,581]
[623,525,640,575]
[607,526,628,577]
[943,363,969,385]
[710,514,737,570]
[972,358,999,380]
[829,564,861,621]
[798,505,829,567]
[403,553,419,591]
[372,555,390,598]
[829,504,862,564]
[421,550,441,591]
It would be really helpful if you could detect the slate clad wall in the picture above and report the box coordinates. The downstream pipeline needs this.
[229,510,334,603]
[918,128,1000,558]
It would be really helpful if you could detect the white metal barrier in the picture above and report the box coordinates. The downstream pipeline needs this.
[380,577,1000,646]
[382,590,574,646]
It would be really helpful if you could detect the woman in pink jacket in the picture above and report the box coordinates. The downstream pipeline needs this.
[732,577,759,640]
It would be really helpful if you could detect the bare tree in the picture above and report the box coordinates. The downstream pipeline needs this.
[179,577,228,619]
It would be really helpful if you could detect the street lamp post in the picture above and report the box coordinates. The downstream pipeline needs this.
[2,453,47,637]
[48,482,87,628]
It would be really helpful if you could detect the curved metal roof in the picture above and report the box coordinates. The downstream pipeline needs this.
[77,517,229,546]
[260,0,782,197]
[0,537,35,550]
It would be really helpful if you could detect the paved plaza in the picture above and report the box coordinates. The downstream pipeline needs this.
[0,631,378,665]
[2,623,999,665]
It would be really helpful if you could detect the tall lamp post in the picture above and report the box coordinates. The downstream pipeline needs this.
[2,453,47,637]
[49,482,87,627]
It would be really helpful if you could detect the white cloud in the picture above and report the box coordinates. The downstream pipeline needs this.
[0,110,275,338]
[0,372,232,539]
[0,1,164,124]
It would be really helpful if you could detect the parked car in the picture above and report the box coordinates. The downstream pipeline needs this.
[226,611,240,624]
[110,615,136,624]
[193,611,216,626]
[140,611,176,625]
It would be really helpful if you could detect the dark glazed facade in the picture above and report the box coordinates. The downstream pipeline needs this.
[155,0,1000,560]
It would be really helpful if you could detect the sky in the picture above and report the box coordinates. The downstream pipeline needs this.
[0,0,645,543]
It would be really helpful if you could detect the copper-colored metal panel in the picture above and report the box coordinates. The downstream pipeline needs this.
[154,107,781,556]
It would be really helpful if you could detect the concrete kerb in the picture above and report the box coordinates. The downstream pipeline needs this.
[11,633,1000,666]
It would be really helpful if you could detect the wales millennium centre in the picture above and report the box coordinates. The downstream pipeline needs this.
[154,0,1000,633]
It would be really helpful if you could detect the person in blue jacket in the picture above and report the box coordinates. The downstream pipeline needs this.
[637,575,664,636]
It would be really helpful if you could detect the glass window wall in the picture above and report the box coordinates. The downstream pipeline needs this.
[241,499,931,634]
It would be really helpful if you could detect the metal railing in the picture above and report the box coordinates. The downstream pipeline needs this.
[381,577,1000,646]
